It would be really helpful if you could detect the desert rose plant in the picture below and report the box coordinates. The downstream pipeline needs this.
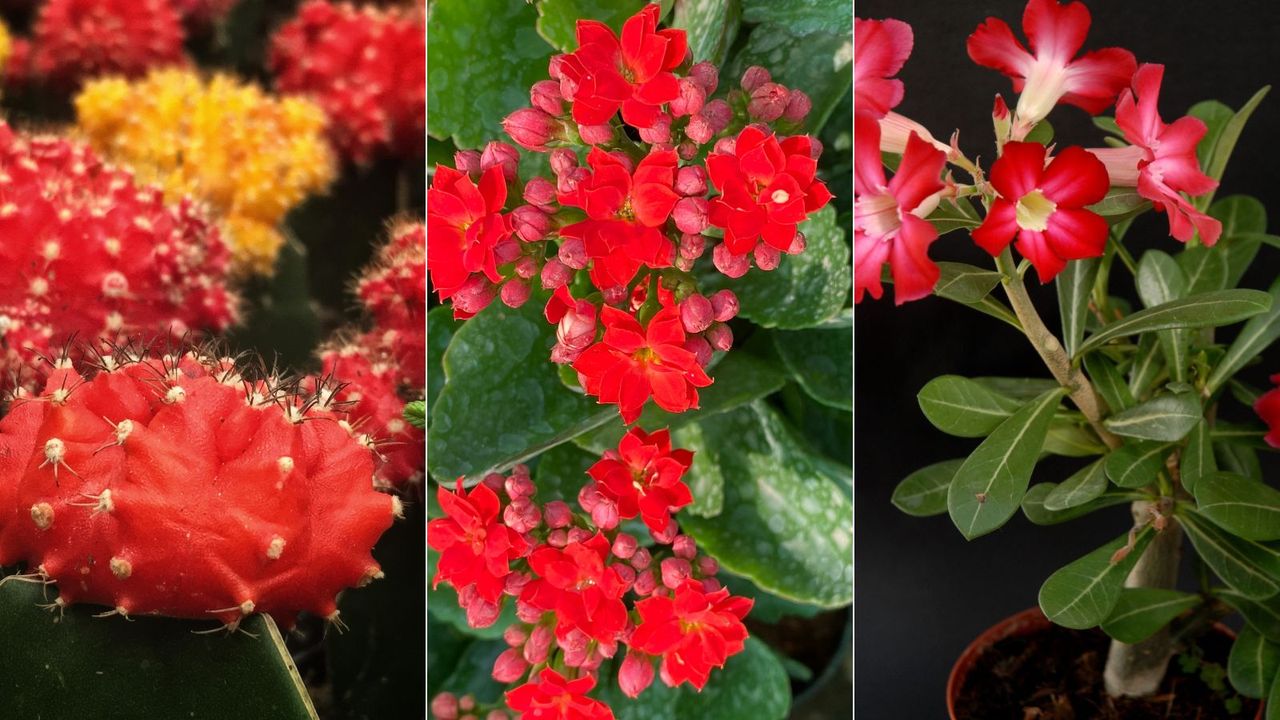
[861,0,1280,714]
[428,1,853,718]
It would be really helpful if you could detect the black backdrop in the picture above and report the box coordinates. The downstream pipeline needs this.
[854,1,1280,717]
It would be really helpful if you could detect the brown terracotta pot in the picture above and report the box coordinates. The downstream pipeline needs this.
[945,606,1263,720]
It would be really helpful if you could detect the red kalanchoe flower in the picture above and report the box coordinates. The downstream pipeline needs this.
[1255,374,1280,448]
[630,579,754,690]
[1101,63,1221,245]
[854,17,913,119]
[967,0,1136,128]
[520,533,629,648]
[707,125,832,258]
[558,148,680,291]
[427,164,511,316]
[573,305,711,424]
[428,479,528,612]
[544,285,598,364]
[557,3,688,130]
[587,427,693,534]
[971,141,1110,282]
[853,116,947,304]
[30,0,187,88]
[505,668,615,720]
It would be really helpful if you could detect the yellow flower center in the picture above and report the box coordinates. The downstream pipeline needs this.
[1015,190,1056,232]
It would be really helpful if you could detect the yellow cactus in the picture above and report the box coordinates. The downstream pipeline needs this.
[74,68,335,276]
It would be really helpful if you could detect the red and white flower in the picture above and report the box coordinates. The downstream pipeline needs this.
[854,17,913,119]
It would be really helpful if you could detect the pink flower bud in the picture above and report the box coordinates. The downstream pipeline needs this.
[601,285,627,305]
[493,239,522,265]
[482,473,505,492]
[513,256,538,280]
[503,624,529,647]
[504,572,532,596]
[701,577,722,593]
[492,648,529,682]
[712,136,736,156]
[512,205,552,242]
[618,651,656,698]
[741,65,771,92]
[480,141,520,183]
[548,54,567,81]
[503,108,561,152]
[672,535,697,559]
[612,563,637,588]
[452,276,498,316]
[431,693,459,720]
[465,596,500,628]
[697,555,719,576]
[611,532,637,559]
[782,89,812,123]
[543,500,573,529]
[540,259,572,289]
[523,176,557,208]
[453,150,481,177]
[706,322,733,352]
[557,237,588,269]
[630,546,652,570]
[674,166,707,197]
[591,499,619,530]
[578,483,603,511]
[679,294,713,333]
[567,527,591,544]
[754,242,782,271]
[688,61,718,95]
[504,471,536,500]
[650,520,679,545]
[993,93,1011,121]
[486,711,509,720]
[500,279,531,309]
[683,335,713,367]
[549,147,578,176]
[788,231,807,254]
[703,99,733,132]
[546,529,568,548]
[679,232,706,260]
[577,123,615,145]
[672,196,709,233]
[638,114,672,144]
[660,558,692,588]
[710,290,739,321]
[677,141,698,160]
[552,301,596,363]
[632,569,658,595]
[712,244,750,278]
[515,600,543,623]
[748,83,790,122]
[669,78,705,117]
[685,114,714,145]
[530,79,565,116]
[524,624,553,664]
[459,695,476,712]
[560,629,591,667]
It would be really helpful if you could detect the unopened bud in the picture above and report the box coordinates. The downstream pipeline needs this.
[524,624,554,664]
[452,150,481,177]
[611,532,637,559]
[741,65,771,92]
[465,596,500,628]
[677,141,698,160]
[712,244,750,278]
[679,232,706,260]
[703,99,732,132]
[505,473,536,500]
[591,499,619,529]
[540,258,572,289]
[502,108,561,152]
[516,599,544,623]
[452,276,498,316]
[754,242,782,271]
[601,285,627,305]
[530,79,565,116]
[674,166,707,196]
[788,231,807,254]
[638,115,672,144]
[706,322,734,352]
[512,205,552,242]
[493,239,521,265]
[500,279,531,309]
[632,569,658,595]
[431,693,459,720]
[618,651,656,698]
[669,78,706,117]
[523,177,557,208]
[546,529,568,548]
[672,535,697,559]
[710,290,739,321]
[544,500,573,528]
[613,563,636,588]
[660,557,693,588]
[782,89,812,123]
[748,83,790,122]
[697,555,719,576]
[567,527,592,544]
[685,114,714,145]
[480,141,520,183]
[491,648,529,683]
[503,624,529,647]
[513,255,538,280]
[577,123,615,145]
[683,335,713,367]
[549,148,578,176]
[672,197,709,233]
[688,61,718,95]
[630,547,652,570]
[680,294,714,333]
[558,237,589,269]
[650,520,679,545]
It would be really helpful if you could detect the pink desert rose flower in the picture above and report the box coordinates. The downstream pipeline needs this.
[854,17,913,119]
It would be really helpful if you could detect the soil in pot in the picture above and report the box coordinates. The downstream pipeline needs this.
[952,622,1261,719]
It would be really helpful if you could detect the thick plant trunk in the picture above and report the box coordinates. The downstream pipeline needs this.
[1103,501,1183,697]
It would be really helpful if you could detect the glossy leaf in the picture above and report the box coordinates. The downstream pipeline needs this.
[740,0,851,35]
[934,261,1003,304]
[673,0,741,66]
[427,306,460,410]
[1075,290,1272,359]
[1039,528,1155,629]
[1044,459,1109,511]
[535,0,646,52]
[1127,334,1164,400]
[1189,99,1235,169]
[1180,510,1280,598]
[1218,441,1264,482]
[926,200,984,236]
[917,375,1023,438]
[1058,257,1100,358]
[1103,392,1202,442]
[1208,275,1280,395]
[1083,352,1134,413]
[1229,624,1280,699]
[947,389,1065,540]
[726,15,851,131]
[1044,420,1107,457]
[773,323,852,411]
[1136,250,1189,381]
[892,459,962,517]
[1211,195,1268,288]
[1202,86,1269,188]
[1194,472,1280,541]
[1177,246,1228,296]
[1088,188,1148,223]
[1181,419,1217,495]
[1220,590,1280,644]
[1022,484,1136,525]
[1100,588,1201,644]
[1105,441,1172,489]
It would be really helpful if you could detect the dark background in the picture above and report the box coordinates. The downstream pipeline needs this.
[854,1,1280,717]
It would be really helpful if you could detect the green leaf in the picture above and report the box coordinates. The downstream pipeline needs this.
[1194,472,1280,541]
[427,0,555,149]
[1024,119,1054,145]
[975,377,1062,400]
[934,261,1003,304]
[1218,441,1264,482]
[0,573,317,719]
[1022,484,1136,525]
[773,323,852,411]
[1058,257,1100,358]
[1128,334,1165,400]
[1220,591,1280,644]
[1228,624,1280,699]
[1180,510,1280,598]
[947,389,1065,540]
[1181,419,1217,495]
[1093,115,1123,138]
[1189,100,1235,169]
[428,298,611,481]
[1103,392,1202,442]
[427,615,470,698]
[1039,528,1155,629]
[1269,666,1280,720]
[435,639,506,703]
[1104,441,1172,489]
[917,375,1023,438]
[1136,250,1190,382]
[926,200,984,237]
[1100,588,1201,644]
[1044,459,1109,511]
[739,0,851,39]
[959,294,1023,330]
[702,206,849,329]
[1177,246,1228,296]
[1075,289,1272,359]
[535,0,647,52]
[427,307,462,410]
[1044,420,1107,457]
[892,459,962,517]
[404,400,426,430]
[717,571,821,624]
[726,19,851,133]
[1088,188,1149,223]
[1208,276,1280,395]
[1084,352,1135,413]
[1202,86,1269,188]
[673,0,741,66]
[1211,196,1268,288]
[678,403,853,606]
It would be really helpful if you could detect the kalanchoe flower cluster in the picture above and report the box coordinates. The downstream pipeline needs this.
[854,0,1223,305]
[0,121,238,392]
[269,0,426,165]
[429,428,752,719]
[427,2,832,424]
[316,222,426,489]
[74,68,336,275]
[0,345,403,629]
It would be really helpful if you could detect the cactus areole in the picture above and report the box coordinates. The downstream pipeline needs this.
[0,346,402,629]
